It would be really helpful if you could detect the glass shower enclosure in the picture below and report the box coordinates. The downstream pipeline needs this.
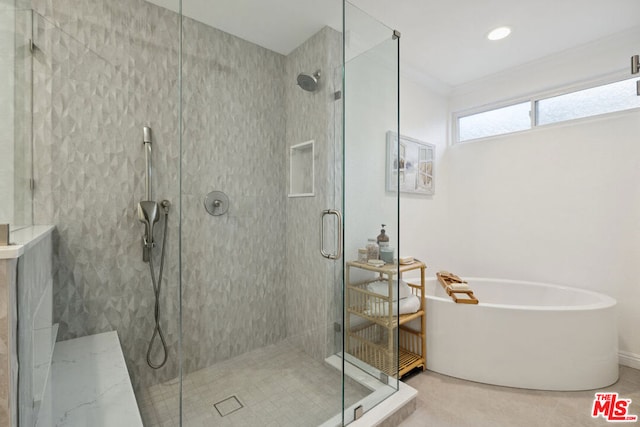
[177,1,348,424]
[4,0,400,425]
[176,1,400,425]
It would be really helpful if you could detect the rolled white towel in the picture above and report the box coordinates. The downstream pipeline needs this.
[365,294,420,317]
[367,279,412,301]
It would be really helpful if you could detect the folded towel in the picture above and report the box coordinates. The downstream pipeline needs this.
[438,271,465,283]
[367,279,412,301]
[365,295,420,317]
[447,283,470,291]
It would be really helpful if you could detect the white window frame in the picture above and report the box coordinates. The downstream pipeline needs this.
[452,72,640,144]
[453,98,535,143]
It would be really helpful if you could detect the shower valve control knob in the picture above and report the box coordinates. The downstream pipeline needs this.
[204,191,229,216]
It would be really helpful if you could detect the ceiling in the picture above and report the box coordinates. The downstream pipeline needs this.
[149,0,640,89]
[351,0,640,88]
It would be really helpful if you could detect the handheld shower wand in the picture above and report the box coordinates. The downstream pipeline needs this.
[136,126,170,370]
[138,201,159,248]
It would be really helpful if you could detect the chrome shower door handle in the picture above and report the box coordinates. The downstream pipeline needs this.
[320,209,343,260]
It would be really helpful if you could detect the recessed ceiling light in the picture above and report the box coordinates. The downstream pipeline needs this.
[487,26,511,41]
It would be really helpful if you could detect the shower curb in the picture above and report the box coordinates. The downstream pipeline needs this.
[321,355,418,426]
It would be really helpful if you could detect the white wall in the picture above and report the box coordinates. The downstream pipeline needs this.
[446,112,640,360]
[344,40,399,269]
[344,41,451,278]
[398,77,450,273]
[394,26,640,364]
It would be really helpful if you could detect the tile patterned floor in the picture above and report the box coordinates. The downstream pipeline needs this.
[400,365,640,427]
[138,344,639,427]
[137,341,370,427]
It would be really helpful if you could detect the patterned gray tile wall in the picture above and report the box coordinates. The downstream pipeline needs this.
[180,16,288,373]
[31,0,182,393]
[30,0,344,398]
[284,27,343,361]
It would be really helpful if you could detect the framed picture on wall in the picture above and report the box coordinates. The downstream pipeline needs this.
[386,131,435,195]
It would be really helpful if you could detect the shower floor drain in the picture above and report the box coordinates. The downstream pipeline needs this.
[214,395,244,417]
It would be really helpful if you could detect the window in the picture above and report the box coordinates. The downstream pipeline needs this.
[458,102,531,142]
[455,77,640,143]
[537,78,640,125]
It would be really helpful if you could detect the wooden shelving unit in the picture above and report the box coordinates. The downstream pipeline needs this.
[345,260,426,378]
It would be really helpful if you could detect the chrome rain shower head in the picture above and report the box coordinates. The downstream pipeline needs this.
[297,70,321,92]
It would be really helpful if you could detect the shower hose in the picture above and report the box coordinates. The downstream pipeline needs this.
[146,205,169,369]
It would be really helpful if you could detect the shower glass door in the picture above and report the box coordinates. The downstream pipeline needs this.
[342,2,401,424]
[178,1,399,425]
[0,4,32,230]
[178,0,349,425]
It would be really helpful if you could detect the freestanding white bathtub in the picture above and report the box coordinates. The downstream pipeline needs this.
[420,277,618,391]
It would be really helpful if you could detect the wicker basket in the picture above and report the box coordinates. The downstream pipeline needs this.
[348,322,423,377]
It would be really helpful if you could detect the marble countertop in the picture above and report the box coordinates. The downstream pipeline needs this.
[0,225,54,259]
[51,331,143,427]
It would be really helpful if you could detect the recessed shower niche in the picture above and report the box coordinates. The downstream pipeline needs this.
[289,140,315,197]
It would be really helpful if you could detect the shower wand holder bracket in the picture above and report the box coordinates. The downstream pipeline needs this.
[138,199,170,263]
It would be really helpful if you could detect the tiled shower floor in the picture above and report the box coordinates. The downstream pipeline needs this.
[137,341,370,426]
